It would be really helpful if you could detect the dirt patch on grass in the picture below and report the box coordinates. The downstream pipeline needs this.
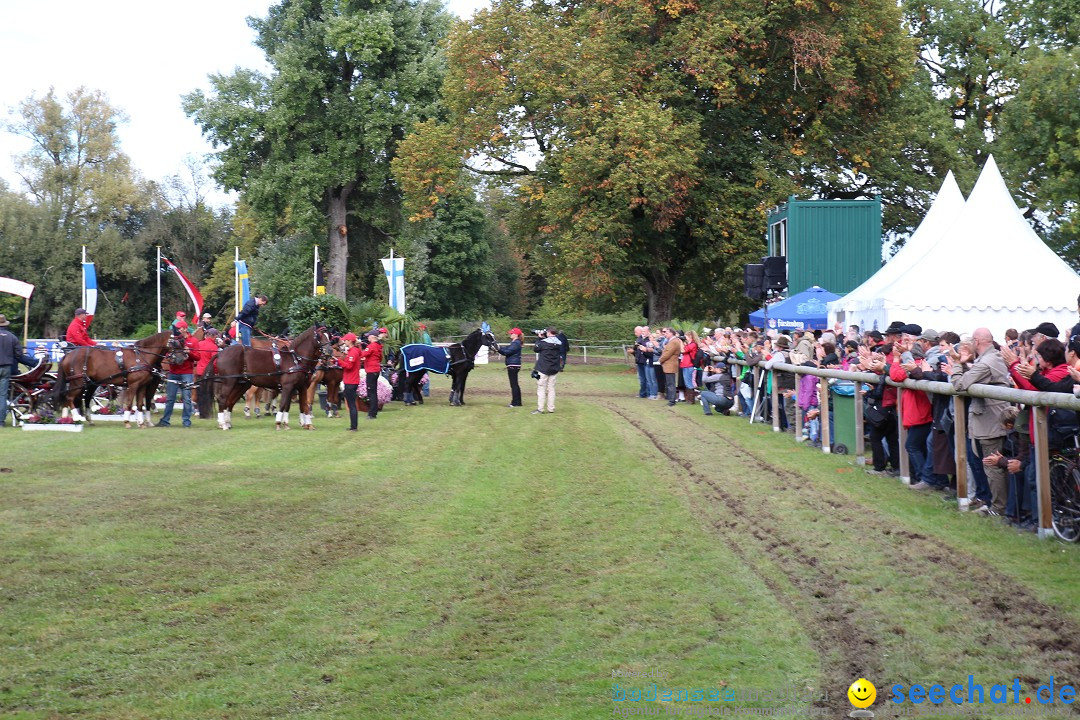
[602,401,881,713]
[602,399,1080,713]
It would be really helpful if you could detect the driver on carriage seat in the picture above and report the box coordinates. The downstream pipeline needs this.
[65,308,97,347]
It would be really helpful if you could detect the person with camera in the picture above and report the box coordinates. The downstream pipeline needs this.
[631,326,658,399]
[698,361,735,416]
[497,328,524,407]
[532,327,564,414]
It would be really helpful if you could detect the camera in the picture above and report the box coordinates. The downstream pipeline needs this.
[530,369,541,380]
[533,328,546,338]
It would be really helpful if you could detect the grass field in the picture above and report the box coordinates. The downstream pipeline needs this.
[3,363,1080,719]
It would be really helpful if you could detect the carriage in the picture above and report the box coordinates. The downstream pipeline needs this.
[5,358,58,425]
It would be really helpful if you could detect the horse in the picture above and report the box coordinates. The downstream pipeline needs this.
[306,363,343,418]
[53,331,173,428]
[395,328,498,407]
[202,325,333,430]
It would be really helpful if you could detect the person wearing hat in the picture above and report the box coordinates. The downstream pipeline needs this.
[336,333,362,430]
[0,314,24,427]
[170,310,187,331]
[496,328,524,407]
[359,330,384,419]
[156,320,199,428]
[859,327,902,476]
[199,312,215,332]
[65,308,97,347]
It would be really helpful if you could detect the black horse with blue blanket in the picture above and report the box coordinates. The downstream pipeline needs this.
[396,328,498,406]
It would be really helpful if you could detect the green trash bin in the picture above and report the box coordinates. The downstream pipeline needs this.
[829,381,857,455]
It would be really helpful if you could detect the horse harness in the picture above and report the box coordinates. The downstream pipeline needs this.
[65,343,162,386]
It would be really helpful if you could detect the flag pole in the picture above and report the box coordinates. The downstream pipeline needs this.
[156,246,162,333]
[234,247,240,316]
[313,246,319,296]
[81,246,86,310]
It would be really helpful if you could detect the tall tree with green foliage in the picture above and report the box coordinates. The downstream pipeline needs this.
[183,0,451,302]
[2,87,147,335]
[394,0,914,323]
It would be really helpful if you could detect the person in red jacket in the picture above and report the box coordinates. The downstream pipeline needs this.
[157,321,199,427]
[889,324,935,488]
[65,308,96,346]
[359,329,385,419]
[337,332,362,431]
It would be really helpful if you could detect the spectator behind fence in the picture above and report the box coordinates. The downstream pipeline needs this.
[890,324,936,489]
[1007,337,1074,520]
[760,333,796,430]
[949,328,1014,516]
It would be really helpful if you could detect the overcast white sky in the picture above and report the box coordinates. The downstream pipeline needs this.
[0,0,489,206]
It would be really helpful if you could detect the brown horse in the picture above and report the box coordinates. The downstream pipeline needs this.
[205,326,333,430]
[54,331,173,428]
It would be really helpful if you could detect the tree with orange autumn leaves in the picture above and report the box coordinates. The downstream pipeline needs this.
[394,0,916,322]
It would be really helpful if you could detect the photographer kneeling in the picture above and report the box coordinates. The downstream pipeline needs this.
[699,360,735,416]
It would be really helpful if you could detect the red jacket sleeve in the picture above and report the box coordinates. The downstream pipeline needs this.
[888,362,909,383]
[1008,361,1037,391]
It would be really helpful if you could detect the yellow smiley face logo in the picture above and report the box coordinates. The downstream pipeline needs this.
[848,678,876,709]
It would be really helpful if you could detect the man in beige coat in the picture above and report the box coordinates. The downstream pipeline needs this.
[949,327,1011,515]
[659,327,683,407]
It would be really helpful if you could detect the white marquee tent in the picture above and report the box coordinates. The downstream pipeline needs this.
[829,156,1080,338]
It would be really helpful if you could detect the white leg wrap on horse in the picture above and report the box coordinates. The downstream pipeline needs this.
[282,411,289,425]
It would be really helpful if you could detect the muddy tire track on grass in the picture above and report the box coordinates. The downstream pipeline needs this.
[601,401,882,713]
[654,403,1080,698]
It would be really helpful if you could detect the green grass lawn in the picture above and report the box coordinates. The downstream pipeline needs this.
[2,364,1079,719]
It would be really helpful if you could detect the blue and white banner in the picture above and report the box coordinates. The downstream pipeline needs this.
[82,262,97,317]
[381,256,405,314]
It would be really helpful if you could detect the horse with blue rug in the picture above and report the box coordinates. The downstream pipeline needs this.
[396,328,498,406]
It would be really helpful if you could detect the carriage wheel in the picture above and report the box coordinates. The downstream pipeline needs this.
[7,387,34,426]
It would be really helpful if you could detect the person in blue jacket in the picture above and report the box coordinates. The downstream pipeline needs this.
[236,294,268,347]
[497,328,524,407]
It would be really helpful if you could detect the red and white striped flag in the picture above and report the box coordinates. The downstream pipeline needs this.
[161,256,204,318]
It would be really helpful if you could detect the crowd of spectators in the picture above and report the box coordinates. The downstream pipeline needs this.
[631,298,1080,533]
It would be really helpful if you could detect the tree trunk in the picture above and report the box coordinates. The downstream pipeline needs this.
[325,183,355,299]
[644,273,677,326]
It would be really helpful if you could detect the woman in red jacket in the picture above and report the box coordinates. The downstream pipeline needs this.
[337,333,362,431]
[679,330,699,403]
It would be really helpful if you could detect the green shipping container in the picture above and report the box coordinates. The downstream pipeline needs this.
[766,196,882,294]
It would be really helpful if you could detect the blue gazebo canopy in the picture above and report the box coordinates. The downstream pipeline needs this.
[748,286,840,331]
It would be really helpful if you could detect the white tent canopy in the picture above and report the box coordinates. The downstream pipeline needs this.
[829,171,965,325]
[829,156,1080,339]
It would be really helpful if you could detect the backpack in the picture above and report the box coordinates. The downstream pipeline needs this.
[694,347,707,368]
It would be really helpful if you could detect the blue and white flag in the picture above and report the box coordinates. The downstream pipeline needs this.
[381,255,405,314]
[82,262,98,317]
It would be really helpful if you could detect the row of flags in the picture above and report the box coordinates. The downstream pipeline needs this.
[68,248,407,329]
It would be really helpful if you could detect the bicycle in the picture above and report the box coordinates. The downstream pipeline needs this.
[1049,446,1080,542]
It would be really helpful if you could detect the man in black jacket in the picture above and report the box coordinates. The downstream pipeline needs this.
[0,314,24,427]
[236,294,268,347]
[533,327,564,414]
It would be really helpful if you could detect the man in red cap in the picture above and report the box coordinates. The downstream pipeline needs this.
[170,310,187,331]
[65,308,96,347]
[495,328,524,407]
